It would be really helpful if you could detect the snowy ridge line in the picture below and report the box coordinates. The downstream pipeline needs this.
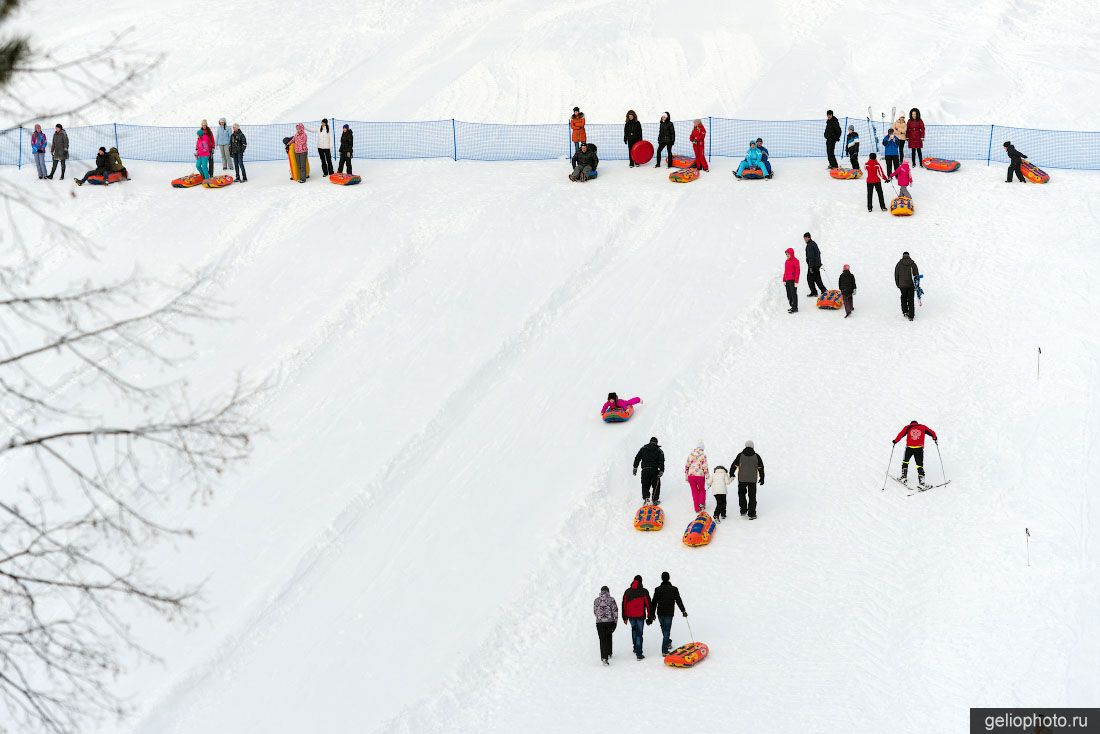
[130,191,681,730]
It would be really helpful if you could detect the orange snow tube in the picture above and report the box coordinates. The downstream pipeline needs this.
[829,167,862,179]
[670,154,695,168]
[171,173,204,188]
[664,641,710,668]
[633,504,664,531]
[202,175,234,188]
[601,405,634,423]
[682,511,716,547]
[1020,161,1050,184]
[86,171,125,185]
[817,290,843,309]
[740,167,765,179]
[329,173,361,185]
[669,168,700,183]
[922,157,960,172]
[890,196,915,216]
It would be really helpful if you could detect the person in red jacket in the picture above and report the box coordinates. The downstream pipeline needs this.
[689,119,709,172]
[893,420,938,485]
[621,575,652,660]
[783,247,801,314]
[905,108,925,168]
[865,153,887,212]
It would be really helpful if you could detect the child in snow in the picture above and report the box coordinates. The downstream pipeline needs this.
[838,264,856,318]
[906,108,925,167]
[889,160,913,198]
[689,119,709,171]
[783,247,800,314]
[291,123,309,182]
[845,125,860,170]
[30,124,48,179]
[882,130,900,176]
[756,137,773,177]
[734,141,766,178]
[195,129,212,181]
[602,392,641,414]
[200,120,215,178]
[570,107,586,153]
[708,465,730,520]
[683,442,709,513]
[864,153,887,212]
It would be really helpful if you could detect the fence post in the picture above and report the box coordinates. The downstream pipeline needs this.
[708,116,713,159]
[986,124,994,166]
[452,119,457,161]
[113,122,119,150]
[18,127,23,169]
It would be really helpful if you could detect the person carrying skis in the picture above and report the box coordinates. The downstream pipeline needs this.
[1003,141,1027,183]
[839,264,856,318]
[570,107,586,153]
[865,153,887,212]
[569,142,598,182]
[894,251,920,321]
[684,441,709,513]
[756,137,773,178]
[633,437,665,505]
[30,124,48,179]
[892,420,938,486]
[708,464,730,520]
[602,392,641,413]
[593,585,618,665]
[731,440,765,519]
[783,247,800,314]
[824,110,842,169]
[656,112,675,168]
[888,160,913,198]
[882,129,900,177]
[648,571,687,657]
[803,232,826,297]
[906,108,925,167]
[845,125,860,170]
[689,119,709,172]
[621,575,652,660]
[624,110,642,167]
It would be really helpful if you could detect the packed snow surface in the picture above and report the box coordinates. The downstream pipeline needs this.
[4,1,1099,733]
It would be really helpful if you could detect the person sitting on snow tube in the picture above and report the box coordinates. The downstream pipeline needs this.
[734,141,766,179]
[108,146,129,180]
[602,392,641,414]
[755,137,773,178]
[570,142,599,182]
[74,147,112,186]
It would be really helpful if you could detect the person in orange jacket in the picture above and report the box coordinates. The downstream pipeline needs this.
[689,119,709,172]
[893,420,938,486]
[569,107,586,153]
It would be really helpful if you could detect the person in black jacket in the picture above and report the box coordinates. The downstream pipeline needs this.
[839,264,856,317]
[648,571,687,656]
[74,147,111,186]
[655,112,675,168]
[894,251,920,320]
[825,110,842,169]
[338,124,354,174]
[229,123,248,182]
[569,142,598,181]
[633,437,665,504]
[1003,141,1027,183]
[803,232,826,297]
[624,110,642,167]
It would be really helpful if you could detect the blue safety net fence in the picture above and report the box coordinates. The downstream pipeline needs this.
[3,115,1099,170]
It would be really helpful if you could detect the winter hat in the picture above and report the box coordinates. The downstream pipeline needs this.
[649,437,659,444]
[869,152,877,160]
[633,574,643,583]
[902,251,910,257]
[803,232,811,239]
[745,440,754,449]
[573,107,580,113]
[343,124,349,130]
[697,440,705,450]
[1003,141,1011,147]
[661,571,670,581]
[848,124,855,131]
[843,264,850,271]
[600,585,609,593]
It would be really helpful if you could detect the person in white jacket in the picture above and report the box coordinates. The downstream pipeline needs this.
[683,441,709,513]
[317,118,333,176]
[708,465,730,521]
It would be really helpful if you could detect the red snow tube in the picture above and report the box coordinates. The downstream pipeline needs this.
[202,175,234,188]
[664,641,710,668]
[329,173,362,185]
[1020,161,1050,184]
[601,405,634,423]
[740,167,765,179]
[829,167,862,180]
[923,157,960,172]
[630,141,654,165]
[172,173,204,188]
[86,171,125,185]
[670,154,695,168]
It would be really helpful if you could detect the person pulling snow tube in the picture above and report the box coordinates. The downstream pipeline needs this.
[601,392,640,422]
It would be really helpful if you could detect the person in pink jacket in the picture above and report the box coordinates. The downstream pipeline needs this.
[195,129,212,181]
[601,392,641,414]
[291,123,309,182]
[684,442,710,512]
[888,160,913,198]
[783,247,801,314]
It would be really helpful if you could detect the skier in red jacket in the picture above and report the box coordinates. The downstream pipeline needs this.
[893,420,938,485]
[621,575,652,660]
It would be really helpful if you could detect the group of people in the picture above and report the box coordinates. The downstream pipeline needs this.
[30,123,69,180]
[73,145,128,186]
[593,572,688,663]
[781,233,921,321]
[826,108,926,172]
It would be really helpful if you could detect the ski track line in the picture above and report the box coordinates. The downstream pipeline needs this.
[132,188,681,729]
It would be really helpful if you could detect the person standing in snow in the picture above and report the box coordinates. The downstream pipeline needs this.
[633,437,665,505]
[865,153,887,212]
[1003,141,1027,183]
[731,440,765,519]
[317,118,333,176]
[891,112,907,162]
[624,110,642,167]
[892,420,938,486]
[756,137,773,178]
[570,107,586,153]
[48,123,68,179]
[621,575,652,661]
[803,232,826,298]
[30,124,48,179]
[906,108,925,167]
[569,142,598,182]
[214,118,231,171]
[194,129,212,182]
[229,123,248,182]
[656,112,675,168]
[838,264,856,318]
[74,147,112,186]
[708,464,730,521]
[648,571,687,657]
[845,125,860,170]
[894,251,920,321]
[291,123,309,183]
[338,124,354,174]
[824,110,842,169]
[683,442,709,513]
[888,160,913,198]
[882,129,900,177]
[593,585,618,665]
[689,119,709,172]
[782,247,800,314]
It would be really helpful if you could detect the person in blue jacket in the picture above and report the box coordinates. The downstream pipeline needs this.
[755,137,773,178]
[734,141,766,179]
[882,129,900,177]
[214,118,231,171]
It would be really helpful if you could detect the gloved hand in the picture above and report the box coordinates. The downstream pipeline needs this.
[645,618,653,626]
[682,612,688,618]
[759,478,765,485]
[633,468,637,476]
[658,470,663,477]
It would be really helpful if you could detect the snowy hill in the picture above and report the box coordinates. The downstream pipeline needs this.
[4,1,1100,733]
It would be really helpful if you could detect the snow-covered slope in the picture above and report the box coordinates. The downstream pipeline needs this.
[4,1,1100,732]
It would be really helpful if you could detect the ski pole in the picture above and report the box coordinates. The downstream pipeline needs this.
[935,440,948,484]
[1025,527,1031,567]
[881,443,897,490]
[1037,347,1041,380]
